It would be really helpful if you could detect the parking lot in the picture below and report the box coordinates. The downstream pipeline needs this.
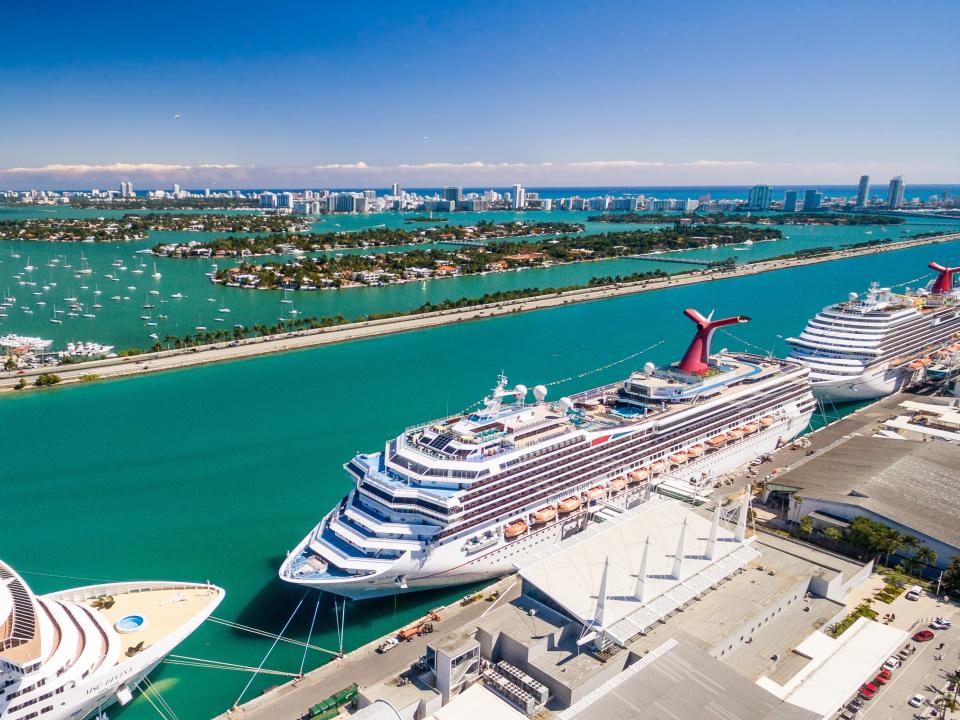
[850,597,958,720]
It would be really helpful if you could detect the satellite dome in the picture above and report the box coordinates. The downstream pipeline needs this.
[533,385,548,403]
[848,292,858,301]
[514,384,528,400]
[558,396,573,412]
[643,361,656,375]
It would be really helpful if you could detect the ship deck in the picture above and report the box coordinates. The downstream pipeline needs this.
[68,584,221,662]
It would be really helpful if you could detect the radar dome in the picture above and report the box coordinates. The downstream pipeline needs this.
[848,292,858,301]
[533,385,548,403]
[514,384,528,400]
[643,361,656,375]
[558,396,573,412]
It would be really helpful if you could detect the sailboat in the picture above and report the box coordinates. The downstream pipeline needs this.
[49,305,63,324]
[152,262,162,279]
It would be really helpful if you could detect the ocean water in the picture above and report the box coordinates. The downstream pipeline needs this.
[3,235,960,718]
[2,204,958,352]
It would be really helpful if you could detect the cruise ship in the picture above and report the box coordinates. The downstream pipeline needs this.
[280,308,815,599]
[1,560,224,720]
[787,262,960,403]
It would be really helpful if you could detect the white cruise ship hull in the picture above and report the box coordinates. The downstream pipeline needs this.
[283,410,811,600]
[810,364,915,403]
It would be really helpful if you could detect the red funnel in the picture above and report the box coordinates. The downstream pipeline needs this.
[678,308,750,375]
[928,262,959,294]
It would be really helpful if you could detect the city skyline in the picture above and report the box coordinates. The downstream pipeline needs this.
[1,1,958,188]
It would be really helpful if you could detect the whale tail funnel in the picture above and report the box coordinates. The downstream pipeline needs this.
[678,308,750,375]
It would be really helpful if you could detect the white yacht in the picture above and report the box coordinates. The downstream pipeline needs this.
[0,559,224,720]
[787,262,960,402]
[280,308,815,599]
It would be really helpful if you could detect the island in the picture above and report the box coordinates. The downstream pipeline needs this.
[151,220,585,258]
[210,225,774,291]
[587,212,906,226]
[0,213,312,243]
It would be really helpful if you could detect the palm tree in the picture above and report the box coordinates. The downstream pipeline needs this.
[935,691,959,718]
[917,546,937,578]
[880,528,905,567]
[792,494,804,523]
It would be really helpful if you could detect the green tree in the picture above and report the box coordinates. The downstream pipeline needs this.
[917,546,937,577]
[799,515,814,536]
[34,373,60,387]
[942,557,960,597]
[824,527,843,542]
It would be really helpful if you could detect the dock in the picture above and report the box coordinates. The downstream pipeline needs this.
[216,575,521,720]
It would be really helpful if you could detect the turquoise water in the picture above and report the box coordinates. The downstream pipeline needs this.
[3,205,958,352]
[4,235,960,718]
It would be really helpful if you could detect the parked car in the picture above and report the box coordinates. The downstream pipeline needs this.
[909,694,926,708]
[883,656,901,671]
[912,630,935,642]
[848,698,863,711]
[874,670,891,685]
[859,682,878,700]
[935,617,952,627]
[931,618,952,630]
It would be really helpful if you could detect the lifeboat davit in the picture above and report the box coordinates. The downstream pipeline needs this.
[504,519,528,538]
[531,505,557,524]
[669,452,688,464]
[628,468,650,483]
[742,422,759,434]
[558,496,581,514]
[650,460,667,473]
[727,428,744,440]
[608,477,627,493]
[583,486,605,501]
[707,434,728,448]
[687,444,705,457]
[759,415,774,427]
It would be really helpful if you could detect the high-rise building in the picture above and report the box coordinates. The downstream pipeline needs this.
[746,184,772,210]
[802,189,822,211]
[391,183,401,197]
[782,190,798,213]
[887,176,905,209]
[119,180,135,198]
[855,175,870,207]
[259,191,278,208]
[511,184,525,209]
[441,186,463,203]
[172,184,181,197]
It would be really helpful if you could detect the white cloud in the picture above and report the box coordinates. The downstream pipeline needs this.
[0,162,241,175]
[312,161,370,170]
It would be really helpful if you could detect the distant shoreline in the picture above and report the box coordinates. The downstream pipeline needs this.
[3,230,959,394]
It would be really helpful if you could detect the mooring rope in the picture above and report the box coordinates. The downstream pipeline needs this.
[209,616,337,654]
[233,592,306,708]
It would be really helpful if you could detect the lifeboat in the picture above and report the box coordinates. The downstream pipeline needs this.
[742,422,759,434]
[628,468,650,483]
[558,496,581,514]
[687,444,705,458]
[727,428,744,440]
[650,460,667,474]
[707,434,728,448]
[909,360,923,369]
[669,452,688,464]
[583,486,605,501]
[608,477,627,493]
[759,415,774,427]
[504,519,528,538]
[531,505,557,524]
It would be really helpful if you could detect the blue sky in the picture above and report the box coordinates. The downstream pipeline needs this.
[1,0,957,188]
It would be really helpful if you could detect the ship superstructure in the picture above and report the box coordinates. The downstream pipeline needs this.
[0,560,224,720]
[787,262,960,402]
[280,308,815,599]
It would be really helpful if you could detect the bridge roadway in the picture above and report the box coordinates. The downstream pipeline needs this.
[215,574,521,720]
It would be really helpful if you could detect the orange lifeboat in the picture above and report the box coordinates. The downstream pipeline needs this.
[759,415,774,427]
[628,468,650,483]
[531,505,557,524]
[608,477,627,493]
[558,496,581,514]
[909,360,924,369]
[583,486,605,501]
[742,422,759,434]
[669,452,688,464]
[707,434,728,448]
[650,460,667,474]
[727,428,744,440]
[687,444,705,458]
[504,519,528,538]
